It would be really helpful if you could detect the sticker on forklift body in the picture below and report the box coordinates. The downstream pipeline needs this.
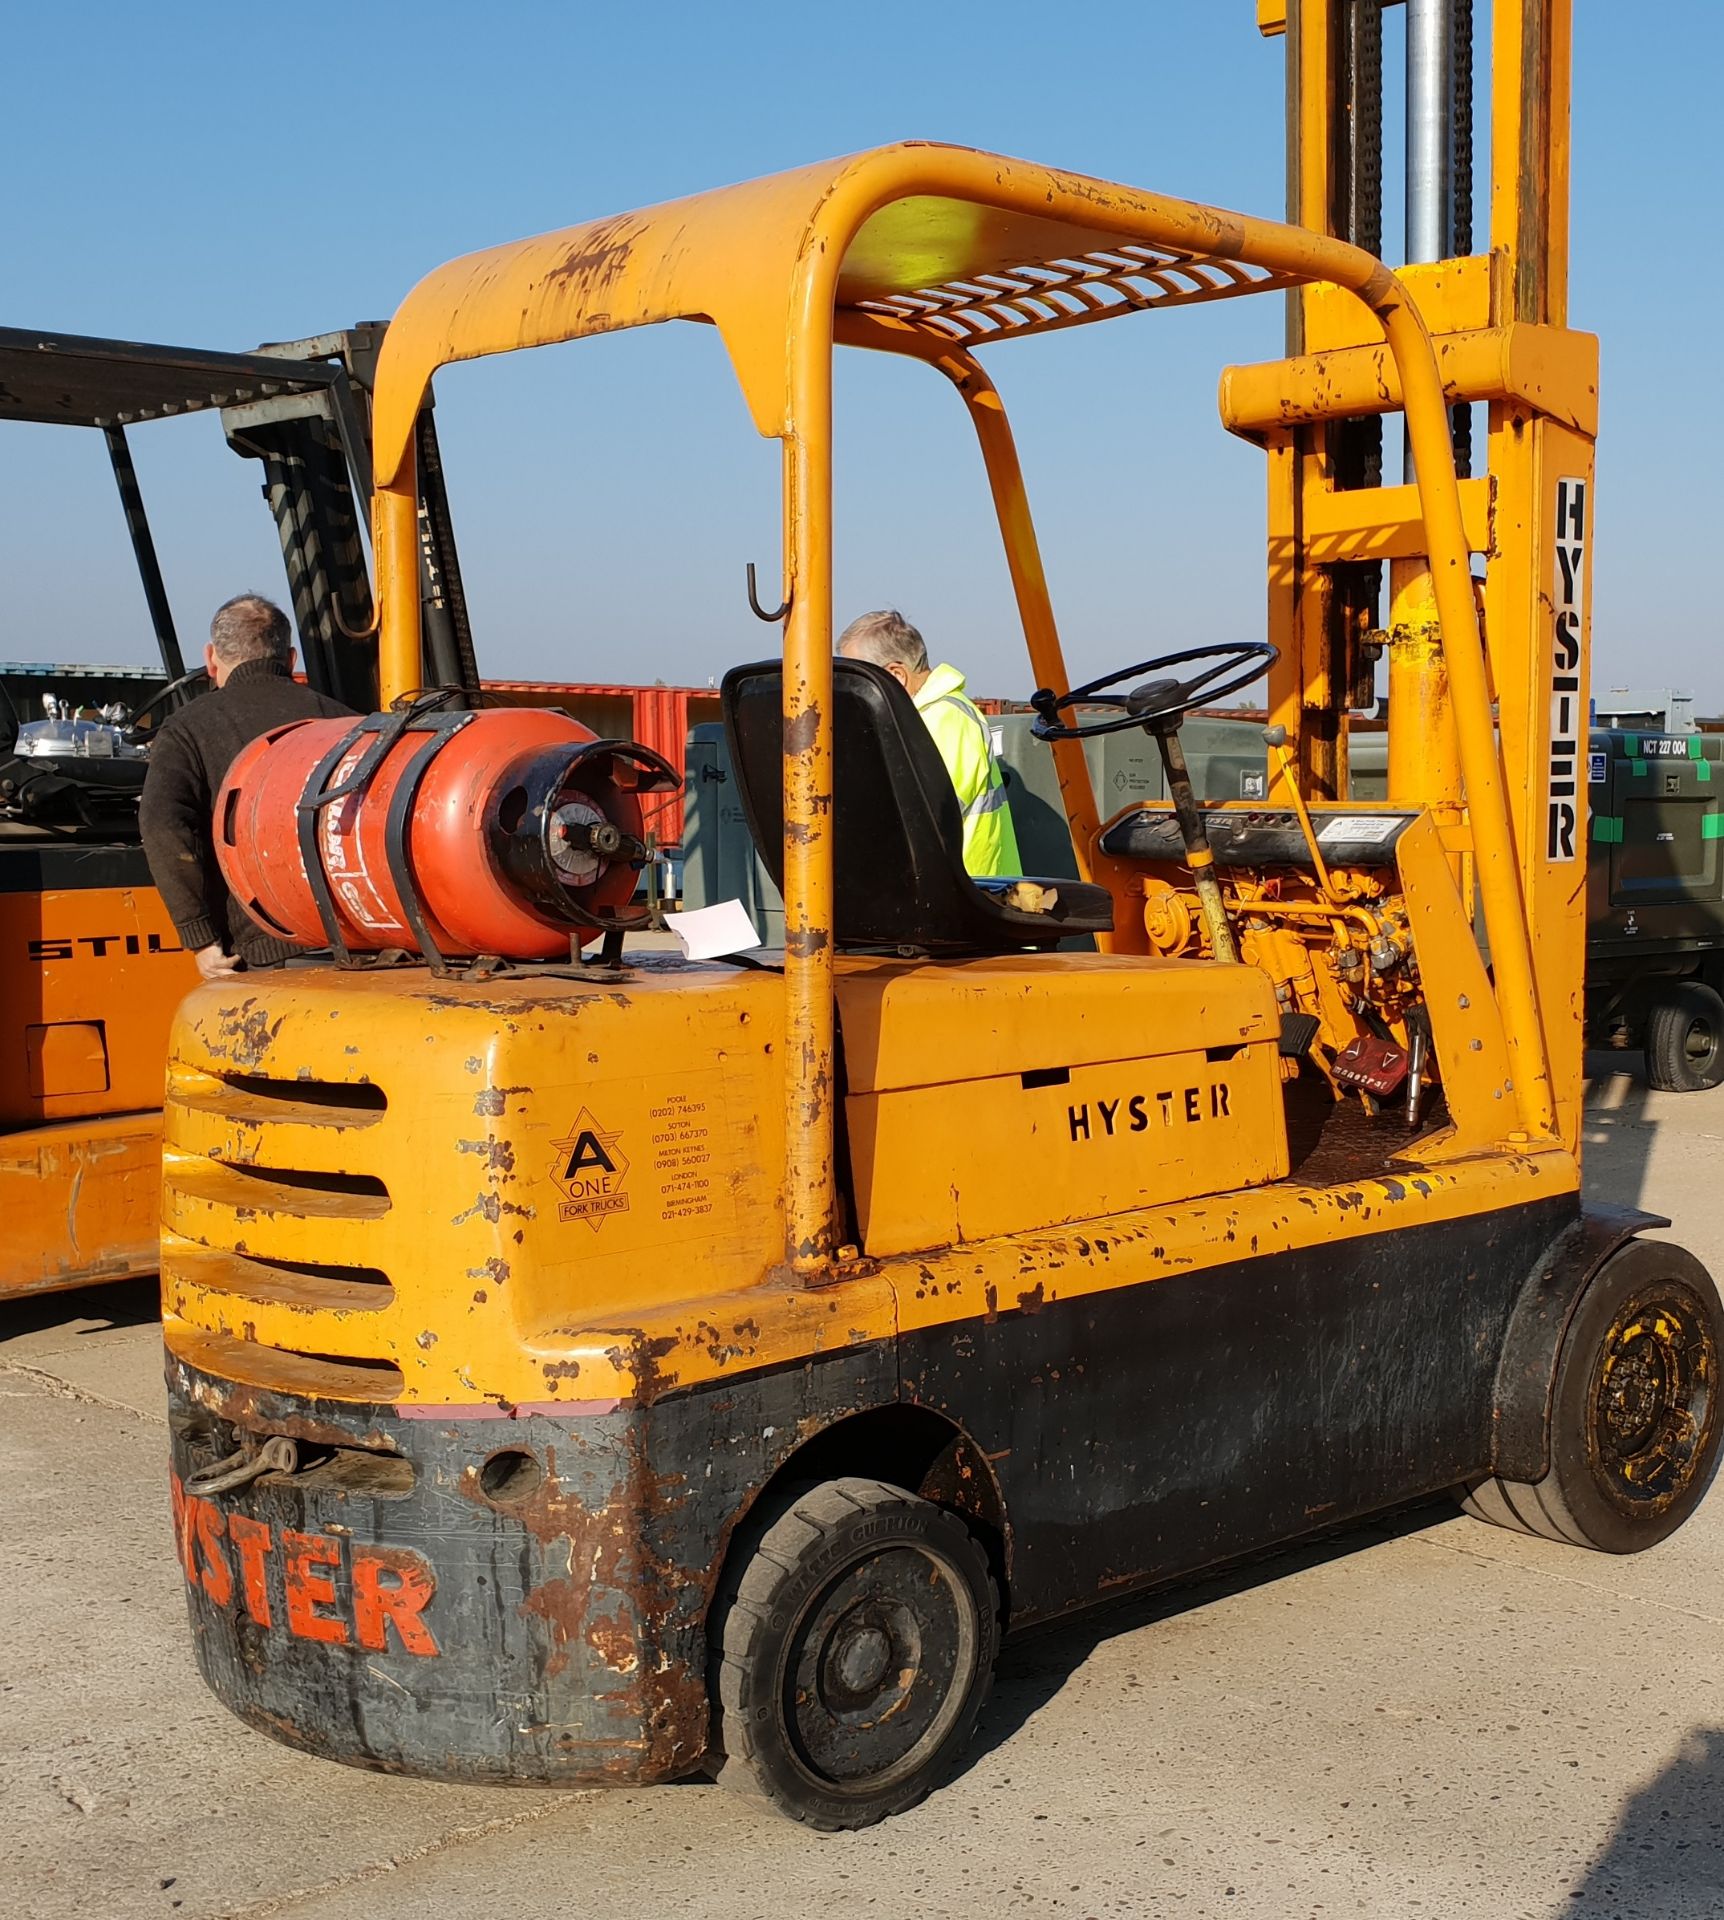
[1547,477,1587,861]
[1239,768,1267,801]
[551,1107,631,1228]
[1316,814,1400,844]
[1589,750,1607,784]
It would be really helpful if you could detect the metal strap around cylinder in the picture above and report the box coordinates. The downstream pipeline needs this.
[294,720,373,962]
[377,712,476,970]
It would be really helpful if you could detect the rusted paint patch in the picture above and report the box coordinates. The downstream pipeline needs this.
[449,1426,704,1777]
[542,214,640,301]
[784,704,821,756]
[585,1607,638,1673]
[451,1192,534,1227]
[174,1368,400,1455]
[457,1136,517,1177]
[207,998,285,1072]
[473,1084,530,1118]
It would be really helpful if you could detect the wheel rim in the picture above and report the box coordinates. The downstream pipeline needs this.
[780,1541,978,1796]
[1683,1016,1718,1071]
[1588,1281,1719,1516]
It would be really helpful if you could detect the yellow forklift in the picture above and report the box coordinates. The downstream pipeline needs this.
[160,0,1723,1829]
[0,324,476,1298]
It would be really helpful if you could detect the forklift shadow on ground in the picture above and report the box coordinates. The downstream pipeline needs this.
[651,1496,1465,1794]
[0,1273,159,1345]
[1581,1052,1664,1216]
[1559,1726,1724,1917]
[953,1502,1462,1781]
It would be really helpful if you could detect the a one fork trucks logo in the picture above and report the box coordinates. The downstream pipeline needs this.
[1549,477,1588,862]
[551,1107,631,1228]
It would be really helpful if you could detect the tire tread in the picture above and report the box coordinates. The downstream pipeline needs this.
[1645,982,1724,1093]
[710,1475,999,1829]
[1459,1239,1724,1553]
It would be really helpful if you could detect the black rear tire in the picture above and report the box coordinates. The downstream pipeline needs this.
[1461,1239,1724,1551]
[1645,982,1724,1092]
[710,1476,999,1830]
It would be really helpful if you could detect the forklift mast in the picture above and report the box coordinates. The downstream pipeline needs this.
[0,322,480,712]
[230,327,480,710]
[1245,0,1593,1147]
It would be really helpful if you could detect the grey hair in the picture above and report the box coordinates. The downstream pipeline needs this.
[837,608,929,674]
[209,593,292,667]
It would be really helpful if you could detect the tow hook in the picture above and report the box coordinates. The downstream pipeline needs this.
[184,1434,300,1497]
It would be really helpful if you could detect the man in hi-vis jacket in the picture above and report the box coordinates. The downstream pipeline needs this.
[838,608,1021,878]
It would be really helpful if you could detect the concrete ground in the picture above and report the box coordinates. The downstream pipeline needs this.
[5,1057,1724,1920]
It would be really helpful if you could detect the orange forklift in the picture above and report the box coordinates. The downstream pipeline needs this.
[159,0,1722,1830]
[0,325,474,1297]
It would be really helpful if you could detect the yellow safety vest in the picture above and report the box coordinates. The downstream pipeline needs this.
[912,663,1022,879]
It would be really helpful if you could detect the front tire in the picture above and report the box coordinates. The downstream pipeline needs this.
[1462,1239,1724,1551]
[1645,981,1724,1092]
[711,1477,999,1829]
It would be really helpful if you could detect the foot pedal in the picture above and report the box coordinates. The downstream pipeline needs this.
[1278,1011,1321,1058]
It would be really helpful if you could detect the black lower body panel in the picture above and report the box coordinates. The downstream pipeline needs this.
[900,1192,1579,1624]
[166,1192,1578,1781]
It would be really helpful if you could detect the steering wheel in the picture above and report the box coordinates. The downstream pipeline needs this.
[124,669,211,737]
[1030,641,1278,741]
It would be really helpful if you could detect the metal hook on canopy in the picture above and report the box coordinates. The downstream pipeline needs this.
[745,562,791,624]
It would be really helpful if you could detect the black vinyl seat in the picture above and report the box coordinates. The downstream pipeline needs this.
[720,658,1114,953]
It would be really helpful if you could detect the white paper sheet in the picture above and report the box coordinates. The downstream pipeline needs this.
[662,898,764,960]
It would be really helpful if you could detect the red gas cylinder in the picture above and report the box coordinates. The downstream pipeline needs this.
[215,704,679,963]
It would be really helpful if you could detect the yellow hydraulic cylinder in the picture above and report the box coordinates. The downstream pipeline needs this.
[1386,560,1462,811]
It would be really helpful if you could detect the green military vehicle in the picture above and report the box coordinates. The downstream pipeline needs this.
[1349,725,1724,1091]
[1585,728,1724,1090]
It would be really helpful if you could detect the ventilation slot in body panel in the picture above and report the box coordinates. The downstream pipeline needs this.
[175,1248,393,1311]
[168,1066,387,1131]
[167,1156,391,1220]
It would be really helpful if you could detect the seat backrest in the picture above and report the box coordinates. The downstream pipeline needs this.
[721,657,1077,951]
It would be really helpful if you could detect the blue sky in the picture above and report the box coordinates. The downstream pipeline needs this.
[4,2,1720,705]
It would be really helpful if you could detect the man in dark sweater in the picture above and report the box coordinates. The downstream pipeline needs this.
[140,593,355,980]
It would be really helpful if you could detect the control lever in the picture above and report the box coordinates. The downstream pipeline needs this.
[1404,1008,1431,1129]
[1262,725,1343,903]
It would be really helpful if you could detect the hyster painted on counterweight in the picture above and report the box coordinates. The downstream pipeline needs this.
[159,0,1724,1833]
